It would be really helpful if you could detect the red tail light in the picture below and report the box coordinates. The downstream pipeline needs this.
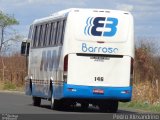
[63,55,68,83]
[130,58,134,86]
[130,58,134,75]
[64,55,68,72]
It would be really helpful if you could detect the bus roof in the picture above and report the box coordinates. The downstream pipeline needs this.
[32,8,131,25]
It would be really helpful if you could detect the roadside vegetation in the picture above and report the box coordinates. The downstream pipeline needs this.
[0,11,25,91]
[119,101,160,113]
[122,39,160,113]
[0,54,26,91]
[134,40,160,104]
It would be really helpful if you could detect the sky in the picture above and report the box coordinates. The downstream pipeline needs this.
[0,0,160,41]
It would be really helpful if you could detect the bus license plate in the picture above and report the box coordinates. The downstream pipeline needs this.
[93,89,104,94]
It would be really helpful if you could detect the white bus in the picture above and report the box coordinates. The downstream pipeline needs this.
[21,8,134,113]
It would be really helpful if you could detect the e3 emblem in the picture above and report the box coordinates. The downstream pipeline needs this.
[84,17,118,37]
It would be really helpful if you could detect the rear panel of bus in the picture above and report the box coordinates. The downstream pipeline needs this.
[62,9,134,101]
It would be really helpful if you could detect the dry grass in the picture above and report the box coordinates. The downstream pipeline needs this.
[0,53,26,90]
[0,81,5,90]
[0,80,24,91]
[133,81,160,104]
[133,41,160,104]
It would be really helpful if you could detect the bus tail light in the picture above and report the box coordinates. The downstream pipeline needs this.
[63,55,68,82]
[130,57,134,85]
[130,58,134,75]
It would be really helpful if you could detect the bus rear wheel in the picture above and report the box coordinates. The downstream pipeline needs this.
[51,92,62,110]
[32,97,41,106]
[99,100,118,113]
[51,95,55,109]
[81,102,89,110]
[51,99,61,110]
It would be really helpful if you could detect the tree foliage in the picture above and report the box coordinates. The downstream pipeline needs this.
[0,10,19,28]
[0,10,19,52]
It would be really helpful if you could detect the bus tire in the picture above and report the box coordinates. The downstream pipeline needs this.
[32,97,41,106]
[81,102,89,110]
[50,82,57,109]
[51,99,61,110]
[51,92,55,109]
[29,80,32,95]
[50,88,60,110]
[99,100,118,113]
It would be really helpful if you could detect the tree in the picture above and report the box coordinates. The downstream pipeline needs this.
[0,10,19,81]
[0,10,19,52]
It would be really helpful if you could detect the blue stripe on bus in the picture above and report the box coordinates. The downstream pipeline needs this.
[30,83,132,101]
[63,84,132,101]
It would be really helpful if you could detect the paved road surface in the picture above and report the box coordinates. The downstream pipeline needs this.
[2,91,157,120]
[0,91,141,114]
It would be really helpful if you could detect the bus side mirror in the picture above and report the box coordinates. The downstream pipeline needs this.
[21,42,30,56]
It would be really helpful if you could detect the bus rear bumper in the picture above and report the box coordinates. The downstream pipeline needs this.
[63,84,132,102]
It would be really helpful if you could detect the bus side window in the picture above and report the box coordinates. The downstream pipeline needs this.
[49,22,53,46]
[28,25,33,47]
[60,19,66,45]
[41,24,47,47]
[44,24,49,47]
[57,20,63,46]
[34,25,40,48]
[50,22,57,46]
[28,25,33,40]
[38,25,45,47]
[54,21,60,46]
[46,23,51,46]
[33,26,38,48]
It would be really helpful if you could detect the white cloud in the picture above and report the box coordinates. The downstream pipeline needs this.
[61,0,87,6]
[26,0,86,6]
[0,0,27,7]
[129,0,159,6]
[27,0,57,4]
[116,4,134,12]
[0,0,87,7]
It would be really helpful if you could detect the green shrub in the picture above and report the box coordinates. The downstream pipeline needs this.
[119,101,160,113]
[3,81,16,90]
